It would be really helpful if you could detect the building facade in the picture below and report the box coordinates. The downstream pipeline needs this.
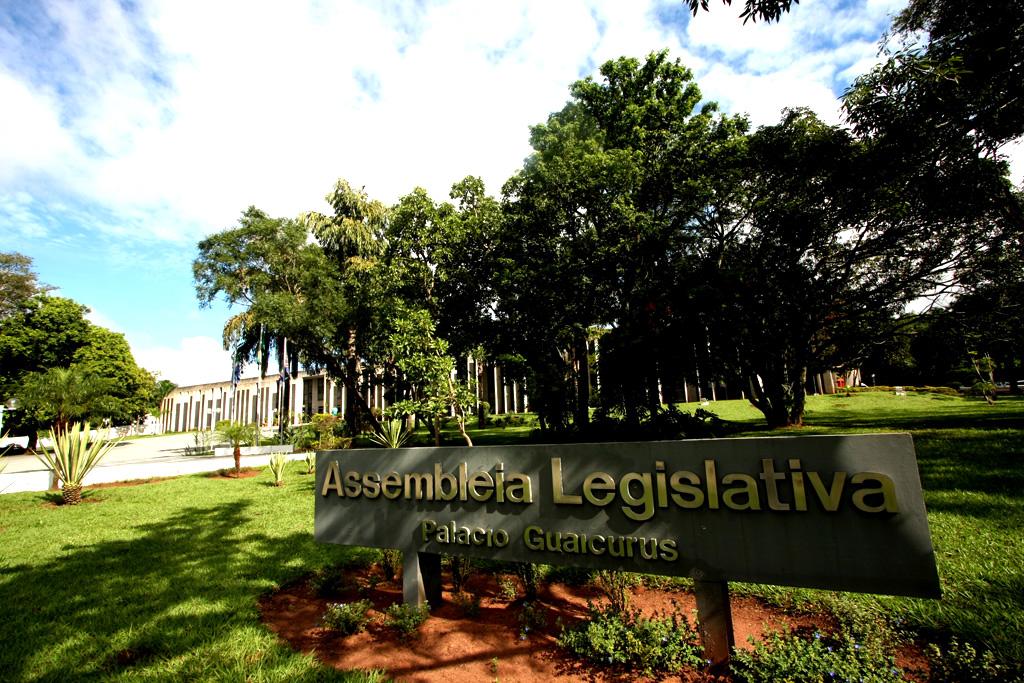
[157,364,530,434]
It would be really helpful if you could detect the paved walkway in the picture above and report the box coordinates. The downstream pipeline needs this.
[0,433,306,494]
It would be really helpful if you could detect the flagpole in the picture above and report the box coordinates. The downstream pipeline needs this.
[256,324,263,429]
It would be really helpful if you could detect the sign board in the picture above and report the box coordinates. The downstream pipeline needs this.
[315,434,940,598]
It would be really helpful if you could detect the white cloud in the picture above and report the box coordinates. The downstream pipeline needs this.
[0,70,81,185]
[131,335,236,386]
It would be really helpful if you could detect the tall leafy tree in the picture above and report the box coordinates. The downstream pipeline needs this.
[700,109,1013,426]
[299,180,391,433]
[195,207,316,373]
[498,51,747,429]
[73,326,156,425]
[0,252,47,319]
[845,0,1024,161]
[0,296,91,384]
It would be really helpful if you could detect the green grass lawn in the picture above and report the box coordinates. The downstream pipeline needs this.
[0,469,382,682]
[1,393,1022,680]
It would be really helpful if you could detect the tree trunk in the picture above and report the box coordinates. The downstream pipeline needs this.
[62,483,83,506]
[234,445,241,473]
[447,374,474,447]
[750,365,807,428]
[477,359,490,429]
[340,328,382,435]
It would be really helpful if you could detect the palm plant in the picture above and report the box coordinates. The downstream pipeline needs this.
[304,451,316,474]
[215,420,257,474]
[34,421,118,505]
[368,418,412,448]
[20,366,115,435]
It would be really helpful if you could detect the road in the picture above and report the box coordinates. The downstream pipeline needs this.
[0,433,302,494]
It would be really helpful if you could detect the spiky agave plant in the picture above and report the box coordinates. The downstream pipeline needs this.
[268,453,287,487]
[368,418,412,449]
[35,422,118,505]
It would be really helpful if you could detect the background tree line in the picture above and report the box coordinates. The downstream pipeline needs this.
[194,0,1022,434]
[0,253,173,447]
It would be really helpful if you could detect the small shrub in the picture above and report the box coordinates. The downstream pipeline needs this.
[183,430,214,456]
[452,590,481,618]
[310,567,355,599]
[447,555,475,593]
[512,562,541,600]
[558,601,703,676]
[384,602,429,636]
[322,599,372,634]
[368,419,412,448]
[518,600,546,639]
[927,638,1015,683]
[380,549,402,581]
[546,565,593,586]
[288,424,318,452]
[594,570,639,613]
[730,627,903,683]
[268,453,287,486]
[304,451,316,474]
[498,575,518,601]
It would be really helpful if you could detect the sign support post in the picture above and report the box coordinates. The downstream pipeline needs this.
[403,550,443,607]
[694,579,735,668]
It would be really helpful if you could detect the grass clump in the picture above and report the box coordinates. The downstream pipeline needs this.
[557,601,703,676]
[322,600,372,635]
[384,602,429,636]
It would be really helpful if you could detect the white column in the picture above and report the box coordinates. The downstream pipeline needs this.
[296,374,306,424]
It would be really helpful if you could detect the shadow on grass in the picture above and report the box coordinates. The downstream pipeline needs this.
[0,500,362,681]
[914,429,1024,500]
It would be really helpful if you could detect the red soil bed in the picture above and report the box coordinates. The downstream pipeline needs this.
[260,566,850,682]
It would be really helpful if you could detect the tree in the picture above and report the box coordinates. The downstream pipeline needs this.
[194,207,342,430]
[685,0,797,23]
[842,0,1024,397]
[300,181,392,434]
[386,307,475,446]
[151,379,177,414]
[698,109,1013,426]
[845,0,1024,160]
[19,366,116,436]
[73,326,155,425]
[0,296,91,385]
[0,296,94,444]
[0,252,47,319]
[498,51,747,430]
[215,419,257,474]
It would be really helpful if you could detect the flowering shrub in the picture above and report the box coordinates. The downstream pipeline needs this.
[557,601,703,676]
[731,627,904,683]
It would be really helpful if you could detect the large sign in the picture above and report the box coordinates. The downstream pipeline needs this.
[315,434,940,598]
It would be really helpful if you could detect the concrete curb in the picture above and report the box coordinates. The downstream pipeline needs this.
[0,451,313,495]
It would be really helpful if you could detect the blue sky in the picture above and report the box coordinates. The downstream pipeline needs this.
[3,0,1019,386]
